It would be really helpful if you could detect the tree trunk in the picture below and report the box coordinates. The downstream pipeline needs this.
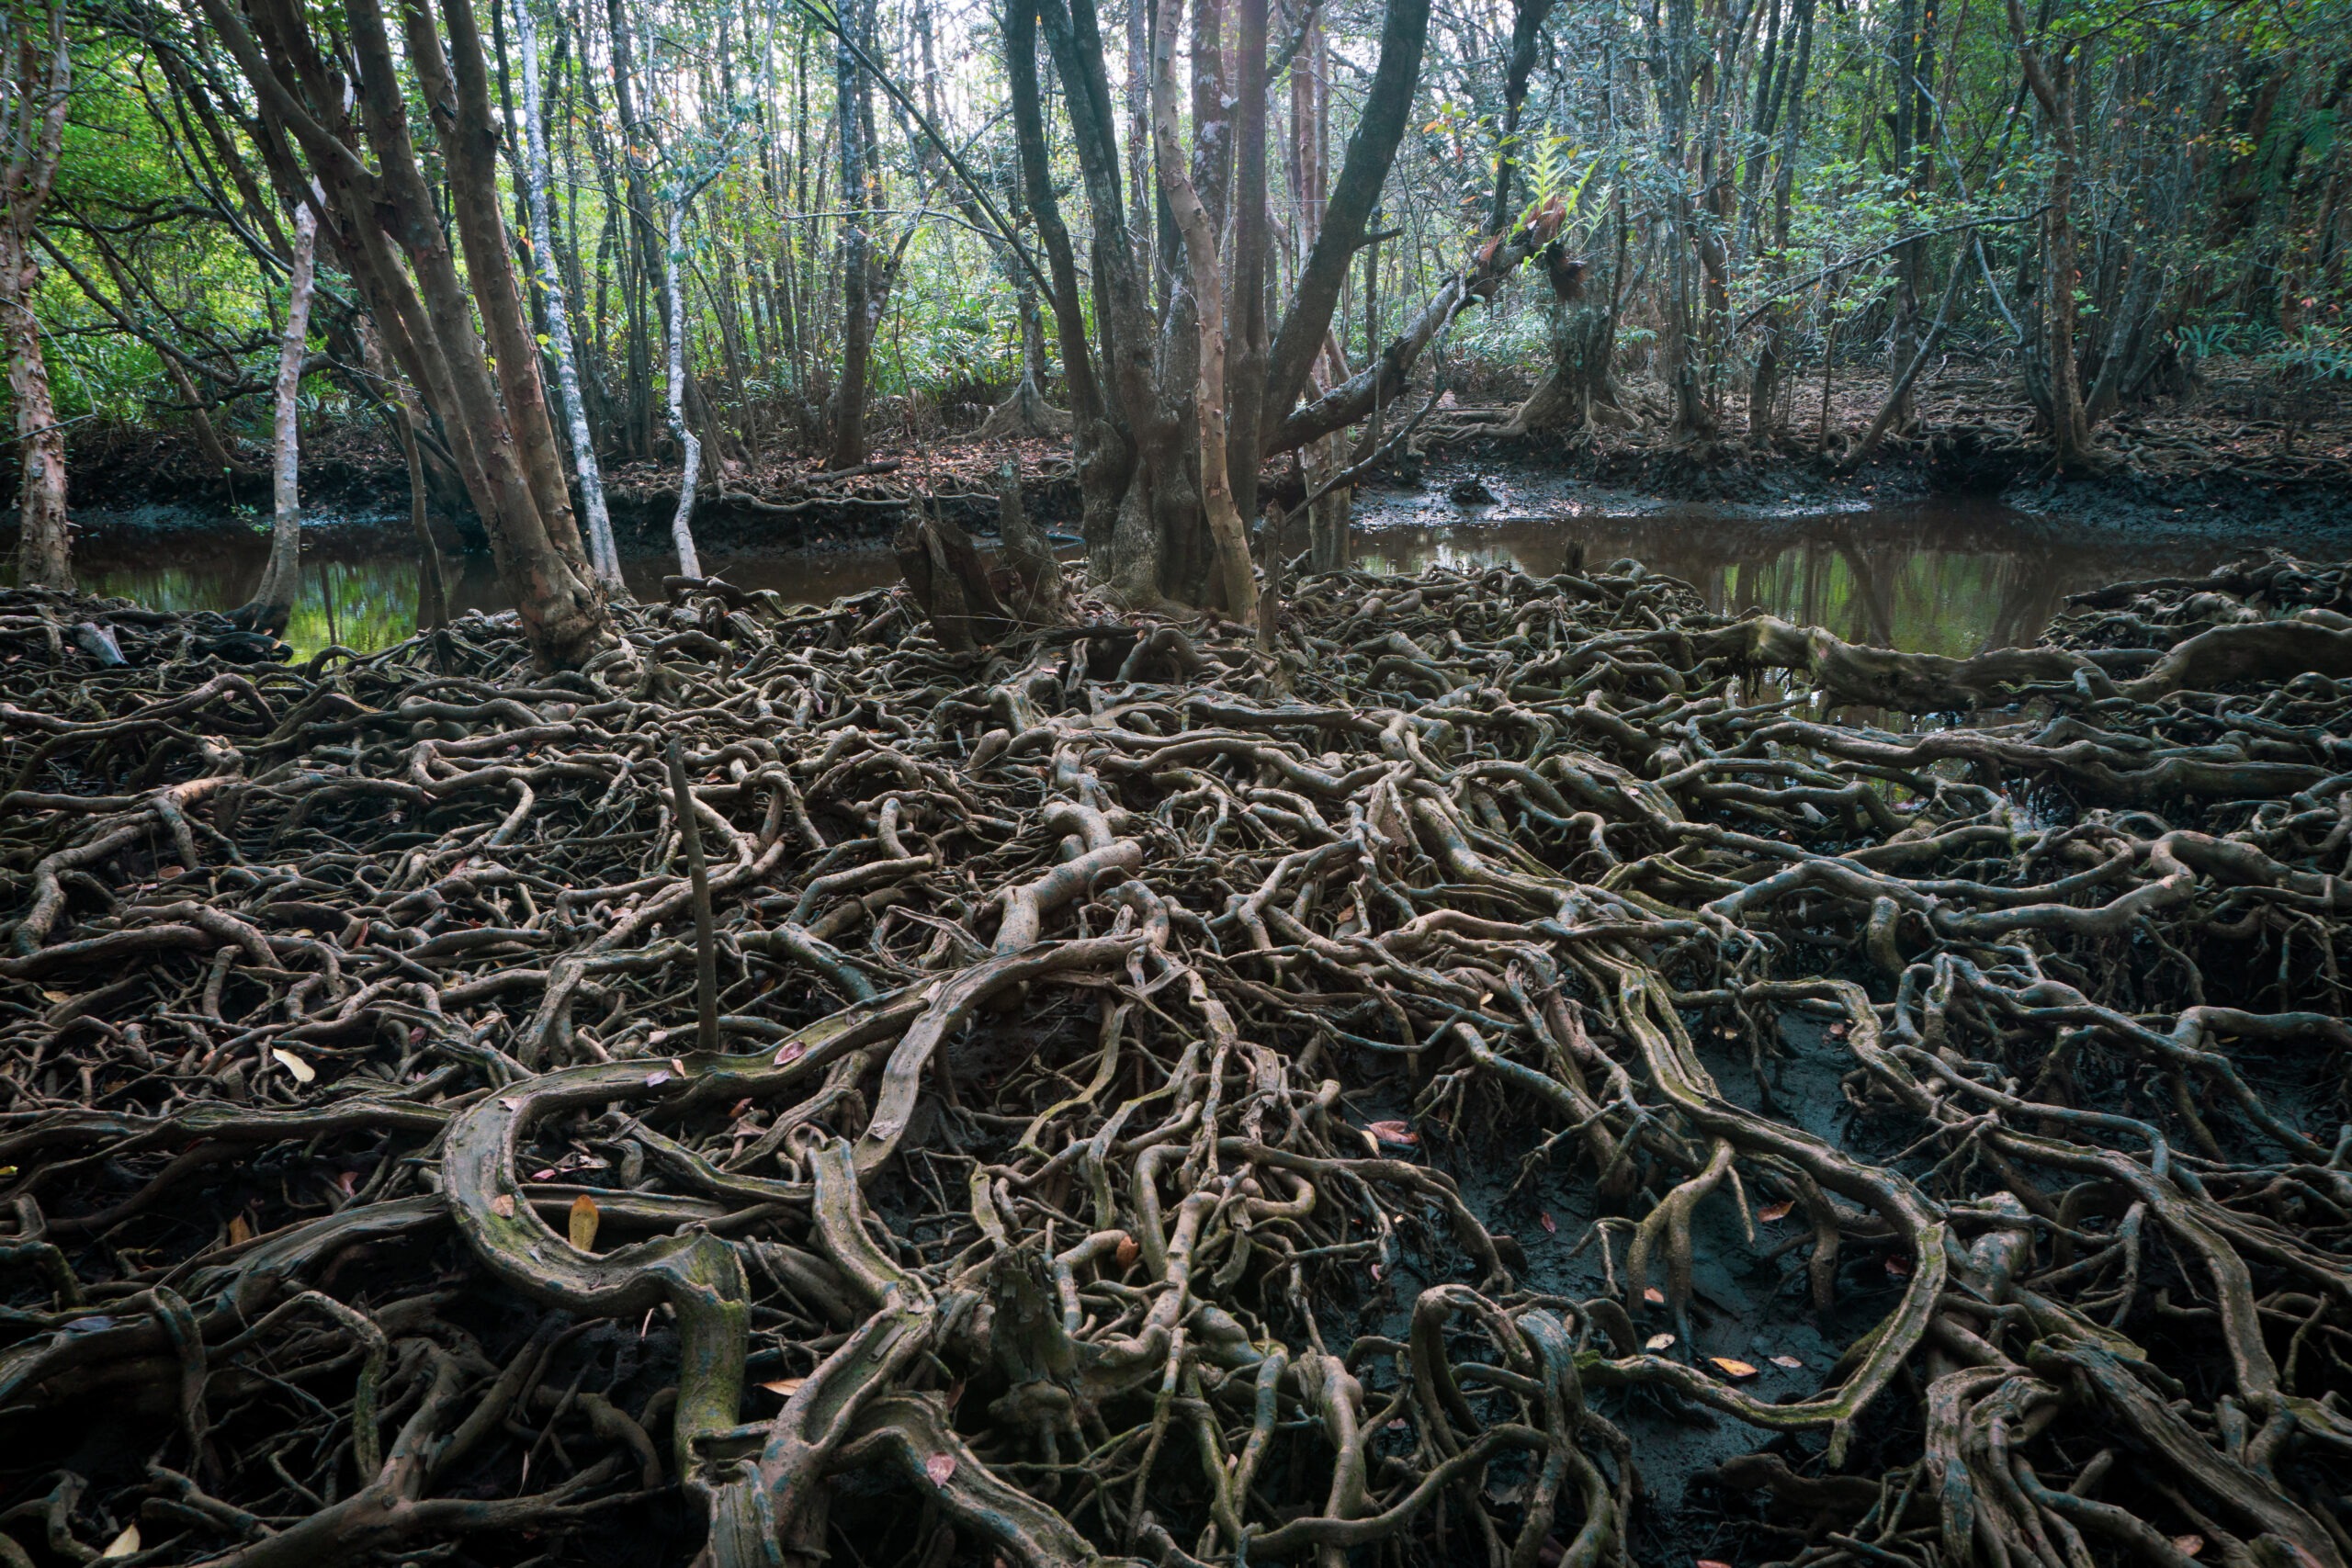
[830,8,874,469]
[665,193,706,578]
[200,0,609,665]
[513,0,621,587]
[234,196,318,634]
[4,0,71,593]
[1500,238,1623,435]
[2008,3,2094,468]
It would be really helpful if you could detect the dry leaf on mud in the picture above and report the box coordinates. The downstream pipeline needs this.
[271,1048,315,1083]
[569,1193,600,1251]
[1644,1333,1676,1350]
[1642,1287,1666,1304]
[1770,1355,1804,1370]
[762,1378,806,1396]
[1708,1358,1759,1380]
[1366,1120,1418,1146]
[1758,1201,1793,1223]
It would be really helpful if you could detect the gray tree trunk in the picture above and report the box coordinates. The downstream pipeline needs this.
[663,195,705,578]
[513,0,621,586]
[237,195,318,632]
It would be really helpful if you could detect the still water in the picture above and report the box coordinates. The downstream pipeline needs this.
[27,489,2334,663]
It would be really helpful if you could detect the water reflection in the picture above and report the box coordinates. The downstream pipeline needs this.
[17,494,2328,662]
[1349,497,2256,658]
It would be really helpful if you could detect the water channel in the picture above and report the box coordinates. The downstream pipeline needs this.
[23,474,2345,662]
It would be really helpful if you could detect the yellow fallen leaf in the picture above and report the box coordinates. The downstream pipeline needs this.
[271,1048,315,1084]
[1708,1357,1759,1381]
[102,1524,140,1558]
[569,1193,601,1251]
[228,1213,252,1246]
[762,1377,806,1396]
[1758,1201,1793,1223]
[40,988,69,1005]
[1644,1332,1676,1350]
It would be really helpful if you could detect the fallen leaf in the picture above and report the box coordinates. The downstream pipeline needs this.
[1886,1255,1915,1279]
[1114,1233,1142,1267]
[775,1042,806,1066]
[1387,1416,1408,1431]
[569,1193,601,1251]
[924,1452,956,1487]
[1758,1201,1793,1224]
[228,1213,252,1246]
[1708,1358,1759,1381]
[336,1169,358,1196]
[271,1048,316,1084]
[1539,1211,1558,1234]
[1369,1262,1384,1281]
[1826,1021,1849,1039]
[500,1097,525,1111]
[1643,1287,1666,1305]
[762,1377,807,1396]
[2173,1537,2204,1559]
[645,1070,673,1088]
[1770,1355,1804,1370]
[101,1524,140,1559]
[490,1194,516,1218]
[670,1057,687,1076]
[40,988,69,1005]
[1366,1120,1418,1146]
[1645,1332,1676,1350]
[533,1168,558,1181]
[1696,1560,1734,1568]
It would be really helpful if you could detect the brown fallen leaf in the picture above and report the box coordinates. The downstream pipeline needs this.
[1114,1233,1142,1268]
[1366,1120,1418,1146]
[1708,1358,1760,1381]
[1886,1255,1915,1279]
[762,1377,807,1397]
[1642,1286,1666,1305]
[1696,1560,1735,1568]
[490,1193,516,1218]
[2173,1538,2204,1559]
[228,1213,253,1246]
[924,1452,956,1487]
[1539,1211,1558,1234]
[775,1042,807,1066]
[40,988,68,1005]
[1770,1355,1804,1370]
[569,1193,601,1251]
[1758,1201,1793,1224]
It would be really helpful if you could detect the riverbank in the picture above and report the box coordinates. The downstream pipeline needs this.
[28,357,2352,557]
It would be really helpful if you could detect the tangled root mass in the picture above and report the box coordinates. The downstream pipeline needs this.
[5,551,2352,1568]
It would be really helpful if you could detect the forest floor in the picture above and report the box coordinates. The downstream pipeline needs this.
[31,355,2352,559]
[6,550,2352,1568]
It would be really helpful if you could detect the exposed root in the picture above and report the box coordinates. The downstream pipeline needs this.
[4,552,2352,1567]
